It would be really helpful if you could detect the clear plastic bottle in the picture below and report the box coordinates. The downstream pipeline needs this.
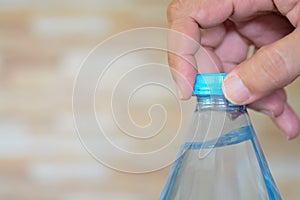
[159,73,282,200]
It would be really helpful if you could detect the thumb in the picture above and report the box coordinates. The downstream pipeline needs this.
[223,28,300,105]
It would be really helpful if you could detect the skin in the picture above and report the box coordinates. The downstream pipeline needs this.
[167,0,300,139]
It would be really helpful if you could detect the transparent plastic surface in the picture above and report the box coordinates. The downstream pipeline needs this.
[159,95,281,200]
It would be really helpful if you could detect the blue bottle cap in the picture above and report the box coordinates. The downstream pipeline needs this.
[193,73,226,96]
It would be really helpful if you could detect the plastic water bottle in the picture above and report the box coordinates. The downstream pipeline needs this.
[159,73,282,200]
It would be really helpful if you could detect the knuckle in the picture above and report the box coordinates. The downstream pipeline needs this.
[257,45,290,87]
[167,1,179,21]
[285,1,300,27]
[268,91,286,117]
[167,0,187,22]
[167,53,175,67]
[167,51,178,69]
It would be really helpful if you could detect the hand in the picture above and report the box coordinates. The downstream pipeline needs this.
[167,0,300,139]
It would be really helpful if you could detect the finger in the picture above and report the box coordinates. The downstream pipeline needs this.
[196,22,249,73]
[248,89,287,118]
[234,13,293,48]
[223,28,300,105]
[192,0,275,28]
[167,1,201,99]
[202,14,291,73]
[195,25,226,73]
[248,89,299,138]
[274,0,300,27]
[272,104,300,139]
[214,23,250,72]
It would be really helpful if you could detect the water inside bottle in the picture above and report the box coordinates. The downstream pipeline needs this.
[159,126,281,200]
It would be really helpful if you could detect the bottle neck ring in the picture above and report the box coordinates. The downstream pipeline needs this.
[195,95,246,112]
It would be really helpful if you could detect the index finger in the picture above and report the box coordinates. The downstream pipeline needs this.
[167,0,233,99]
[167,17,199,99]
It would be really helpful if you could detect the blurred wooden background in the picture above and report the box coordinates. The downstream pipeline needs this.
[0,0,300,199]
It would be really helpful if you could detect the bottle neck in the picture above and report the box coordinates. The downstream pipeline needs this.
[195,95,246,113]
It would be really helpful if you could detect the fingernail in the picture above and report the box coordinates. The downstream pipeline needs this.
[176,87,184,99]
[223,74,251,104]
[260,110,275,118]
